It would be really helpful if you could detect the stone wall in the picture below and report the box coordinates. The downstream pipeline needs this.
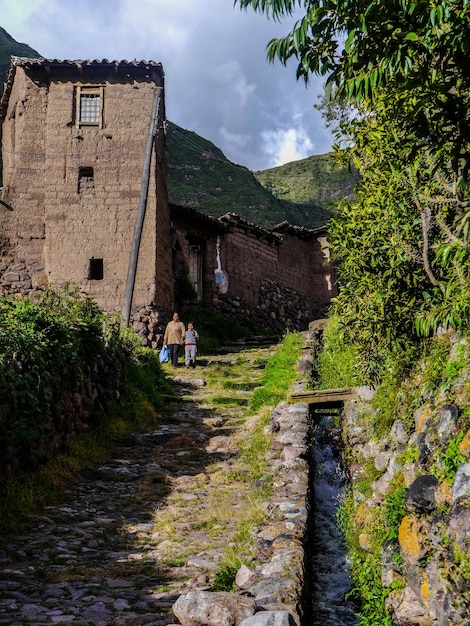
[342,349,470,624]
[0,346,128,481]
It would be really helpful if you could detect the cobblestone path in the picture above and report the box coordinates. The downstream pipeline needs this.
[0,344,276,625]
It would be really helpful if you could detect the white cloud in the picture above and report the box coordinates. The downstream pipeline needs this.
[261,127,315,168]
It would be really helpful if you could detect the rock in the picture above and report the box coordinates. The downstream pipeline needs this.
[187,557,217,571]
[280,446,306,462]
[172,590,255,626]
[205,435,237,454]
[372,470,394,497]
[356,386,375,401]
[398,515,430,565]
[173,376,207,387]
[307,319,327,333]
[249,578,300,606]
[386,584,430,626]
[405,475,438,512]
[374,450,392,472]
[414,403,433,434]
[391,420,409,445]
[236,565,256,590]
[239,611,296,626]
[447,498,470,550]
[452,463,470,501]
[437,405,459,444]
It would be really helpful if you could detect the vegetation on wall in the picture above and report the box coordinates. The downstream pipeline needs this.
[0,287,171,533]
[0,286,168,469]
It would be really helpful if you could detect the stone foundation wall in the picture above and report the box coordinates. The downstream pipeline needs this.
[213,278,314,332]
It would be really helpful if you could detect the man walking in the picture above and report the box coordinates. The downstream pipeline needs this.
[163,312,185,368]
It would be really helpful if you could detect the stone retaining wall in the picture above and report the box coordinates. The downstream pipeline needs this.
[341,349,470,624]
[0,346,127,481]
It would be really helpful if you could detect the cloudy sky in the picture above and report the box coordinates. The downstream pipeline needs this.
[1,0,333,171]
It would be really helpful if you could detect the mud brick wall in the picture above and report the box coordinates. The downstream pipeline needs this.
[0,62,174,326]
[170,208,336,332]
[213,224,336,331]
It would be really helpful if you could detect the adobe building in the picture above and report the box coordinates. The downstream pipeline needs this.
[0,56,173,339]
[170,205,337,332]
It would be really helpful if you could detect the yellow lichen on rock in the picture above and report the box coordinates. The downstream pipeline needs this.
[416,403,432,434]
[435,480,452,506]
[459,429,470,457]
[398,515,429,565]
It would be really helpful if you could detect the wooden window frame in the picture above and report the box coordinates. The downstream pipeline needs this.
[76,86,104,129]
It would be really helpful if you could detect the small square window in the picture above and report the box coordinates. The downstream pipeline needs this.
[77,86,103,128]
[88,258,103,280]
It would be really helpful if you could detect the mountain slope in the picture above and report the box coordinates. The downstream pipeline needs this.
[165,122,334,229]
[253,153,359,209]
[0,26,40,85]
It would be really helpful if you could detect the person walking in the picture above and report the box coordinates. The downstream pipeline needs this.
[184,322,199,369]
[163,312,185,368]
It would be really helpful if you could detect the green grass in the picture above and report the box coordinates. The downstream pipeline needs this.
[250,331,303,410]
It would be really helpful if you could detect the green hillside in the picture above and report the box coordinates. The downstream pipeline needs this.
[165,121,332,229]
[0,26,40,86]
[254,153,359,209]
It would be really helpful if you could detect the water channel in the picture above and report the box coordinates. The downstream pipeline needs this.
[308,410,359,625]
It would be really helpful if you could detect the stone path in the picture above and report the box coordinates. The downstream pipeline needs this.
[0,344,279,625]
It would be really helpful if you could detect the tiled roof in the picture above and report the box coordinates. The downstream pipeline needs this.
[169,203,228,232]
[219,212,282,243]
[272,219,328,240]
[1,56,164,117]
[10,56,163,69]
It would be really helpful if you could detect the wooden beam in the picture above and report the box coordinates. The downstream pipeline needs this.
[287,387,355,404]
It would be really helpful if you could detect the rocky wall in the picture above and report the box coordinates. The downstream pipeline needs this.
[342,339,470,625]
[0,344,127,482]
[212,278,317,333]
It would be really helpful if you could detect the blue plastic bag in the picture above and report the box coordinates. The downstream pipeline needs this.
[159,345,169,363]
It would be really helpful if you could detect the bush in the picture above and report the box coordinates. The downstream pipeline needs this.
[315,314,362,389]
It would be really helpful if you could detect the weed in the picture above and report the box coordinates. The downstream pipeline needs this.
[210,564,239,592]
[384,482,407,541]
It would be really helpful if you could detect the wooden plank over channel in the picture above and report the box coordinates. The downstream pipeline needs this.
[287,387,355,404]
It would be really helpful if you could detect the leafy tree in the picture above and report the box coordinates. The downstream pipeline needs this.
[237,0,470,370]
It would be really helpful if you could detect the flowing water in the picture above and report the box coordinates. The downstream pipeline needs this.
[309,411,359,626]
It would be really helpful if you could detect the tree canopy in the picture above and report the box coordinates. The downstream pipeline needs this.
[236,0,470,379]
